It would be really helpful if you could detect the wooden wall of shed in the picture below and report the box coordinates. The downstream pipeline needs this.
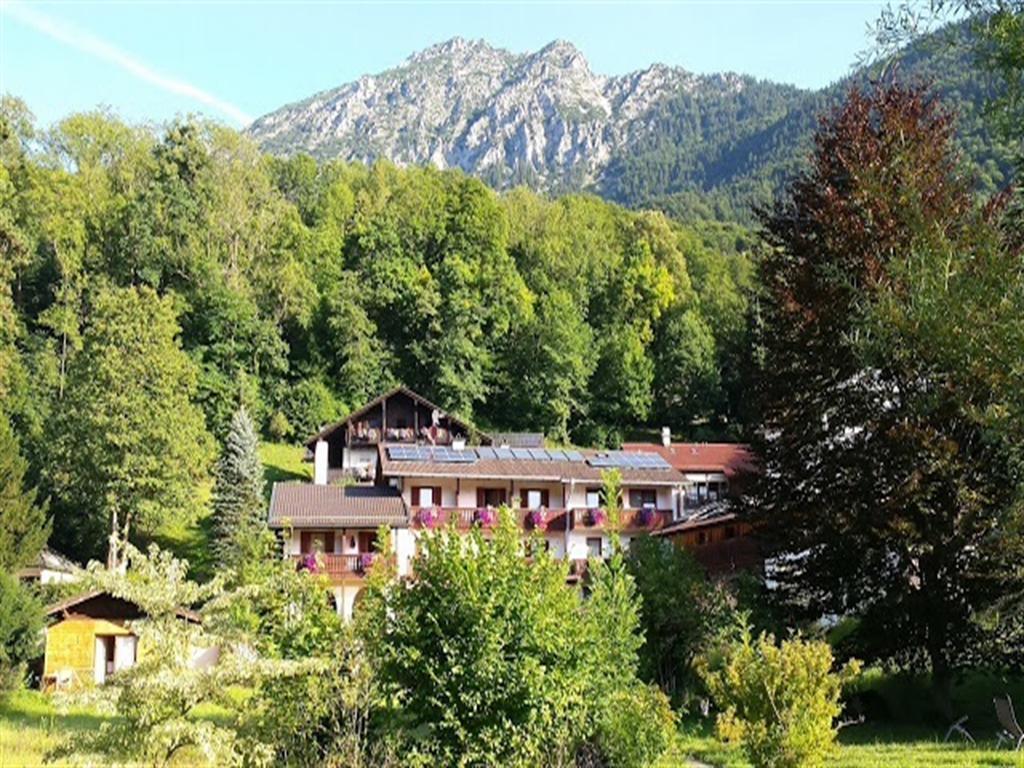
[43,617,131,685]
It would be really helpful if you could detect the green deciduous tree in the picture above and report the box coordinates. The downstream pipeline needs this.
[46,286,214,559]
[754,83,1024,712]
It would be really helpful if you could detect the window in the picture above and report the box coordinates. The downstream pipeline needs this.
[416,487,435,506]
[521,489,549,509]
[477,488,506,507]
[724,525,737,540]
[585,488,601,508]
[685,481,728,507]
[586,537,603,558]
[628,489,657,509]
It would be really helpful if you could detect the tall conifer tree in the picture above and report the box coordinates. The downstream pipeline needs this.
[212,405,266,565]
[0,414,49,572]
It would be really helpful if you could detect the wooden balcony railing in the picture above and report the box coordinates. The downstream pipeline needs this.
[291,553,377,579]
[410,507,570,531]
[569,508,671,532]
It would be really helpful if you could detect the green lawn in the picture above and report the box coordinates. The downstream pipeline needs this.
[676,720,1024,768]
[260,440,311,494]
[0,690,112,767]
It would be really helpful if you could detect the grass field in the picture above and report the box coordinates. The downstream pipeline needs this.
[677,720,1024,767]
[6,687,1024,768]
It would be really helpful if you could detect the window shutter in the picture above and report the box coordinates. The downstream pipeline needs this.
[324,531,335,553]
[300,531,311,553]
[541,490,550,507]
[477,487,485,507]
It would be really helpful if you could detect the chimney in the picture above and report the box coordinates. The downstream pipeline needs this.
[661,427,671,447]
[452,437,466,451]
[314,439,329,485]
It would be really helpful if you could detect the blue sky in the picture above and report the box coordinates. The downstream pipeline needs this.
[1,1,888,129]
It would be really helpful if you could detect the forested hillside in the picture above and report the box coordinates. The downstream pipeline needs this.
[0,97,755,559]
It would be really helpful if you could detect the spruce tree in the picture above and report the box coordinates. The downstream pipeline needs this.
[212,406,266,566]
[0,413,50,572]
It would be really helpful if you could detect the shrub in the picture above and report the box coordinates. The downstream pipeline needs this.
[0,572,43,703]
[594,683,677,768]
[698,619,860,768]
[267,410,293,442]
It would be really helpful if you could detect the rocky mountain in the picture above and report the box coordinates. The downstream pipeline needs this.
[249,33,1013,221]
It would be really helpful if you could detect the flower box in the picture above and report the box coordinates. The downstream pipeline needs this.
[297,553,320,574]
[586,508,606,527]
[358,552,376,572]
[474,507,497,527]
[418,507,441,529]
[528,508,547,531]
[638,507,655,526]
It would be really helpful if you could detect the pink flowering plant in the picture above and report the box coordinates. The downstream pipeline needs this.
[358,552,376,572]
[529,508,547,530]
[587,508,606,527]
[474,506,497,527]
[638,507,655,526]
[418,507,441,529]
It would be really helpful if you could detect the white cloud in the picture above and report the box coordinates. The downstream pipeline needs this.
[2,1,253,126]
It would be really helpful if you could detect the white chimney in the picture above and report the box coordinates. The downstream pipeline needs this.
[452,437,466,451]
[661,427,671,447]
[314,439,329,485]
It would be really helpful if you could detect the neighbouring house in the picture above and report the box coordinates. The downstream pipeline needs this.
[304,386,489,482]
[17,548,80,585]
[41,591,214,689]
[622,430,760,575]
[489,432,546,449]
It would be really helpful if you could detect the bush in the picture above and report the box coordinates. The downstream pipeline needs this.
[594,683,677,768]
[0,571,43,703]
[267,410,293,442]
[698,619,860,768]
[625,536,733,704]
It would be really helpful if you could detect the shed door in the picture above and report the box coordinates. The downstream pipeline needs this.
[94,636,107,684]
[114,635,137,672]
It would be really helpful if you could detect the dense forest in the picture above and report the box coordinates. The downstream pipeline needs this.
[0,96,755,557]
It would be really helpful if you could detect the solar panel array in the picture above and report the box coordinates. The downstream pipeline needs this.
[386,445,669,469]
[386,445,475,463]
[389,446,592,463]
[587,451,671,470]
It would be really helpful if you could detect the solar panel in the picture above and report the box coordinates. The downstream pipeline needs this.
[476,446,497,459]
[388,446,418,461]
[586,451,671,469]
[431,447,476,463]
[494,447,514,460]
[564,450,584,462]
[511,448,533,460]
[547,449,566,461]
[529,448,549,461]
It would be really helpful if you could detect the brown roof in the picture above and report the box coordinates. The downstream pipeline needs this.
[378,445,686,486]
[620,442,757,478]
[305,386,487,448]
[268,483,409,528]
[46,590,201,623]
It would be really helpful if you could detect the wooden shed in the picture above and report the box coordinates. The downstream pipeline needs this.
[42,591,202,689]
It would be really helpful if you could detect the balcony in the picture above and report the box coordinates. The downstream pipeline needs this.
[569,508,671,533]
[410,507,569,532]
[291,553,377,580]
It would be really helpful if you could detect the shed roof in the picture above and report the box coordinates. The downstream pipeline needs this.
[45,590,201,623]
[268,483,409,528]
